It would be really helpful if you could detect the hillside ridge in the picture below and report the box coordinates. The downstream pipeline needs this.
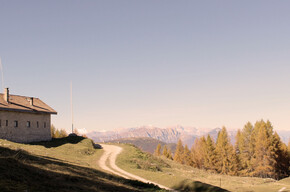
[0,137,164,192]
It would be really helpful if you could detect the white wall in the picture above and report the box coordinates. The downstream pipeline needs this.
[0,111,51,143]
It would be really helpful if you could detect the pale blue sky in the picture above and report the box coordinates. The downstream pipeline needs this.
[1,1,290,132]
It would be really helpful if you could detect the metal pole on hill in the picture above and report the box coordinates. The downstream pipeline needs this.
[71,81,74,134]
[0,57,4,91]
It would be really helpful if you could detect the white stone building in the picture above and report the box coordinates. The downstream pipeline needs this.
[0,88,57,143]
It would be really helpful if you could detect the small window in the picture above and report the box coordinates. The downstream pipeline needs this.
[44,122,46,128]
[27,121,31,128]
[14,121,18,128]
[6,120,8,126]
[37,121,39,128]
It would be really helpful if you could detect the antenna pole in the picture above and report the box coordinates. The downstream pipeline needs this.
[0,57,4,91]
[70,81,74,134]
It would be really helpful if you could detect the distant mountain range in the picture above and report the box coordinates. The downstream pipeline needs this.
[87,125,290,148]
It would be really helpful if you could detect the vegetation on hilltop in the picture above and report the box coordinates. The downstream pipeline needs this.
[166,120,290,180]
[125,144,170,172]
[117,142,290,192]
[50,124,68,138]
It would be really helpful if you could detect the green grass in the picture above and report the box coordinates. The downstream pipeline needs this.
[116,144,290,192]
[126,144,170,172]
[0,136,165,192]
[1,136,102,167]
[2,138,288,192]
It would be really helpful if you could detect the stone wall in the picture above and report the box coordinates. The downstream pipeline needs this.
[0,110,51,143]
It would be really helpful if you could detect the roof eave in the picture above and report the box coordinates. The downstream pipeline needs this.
[0,108,57,115]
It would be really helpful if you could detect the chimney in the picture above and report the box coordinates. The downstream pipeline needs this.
[29,97,34,106]
[4,88,9,103]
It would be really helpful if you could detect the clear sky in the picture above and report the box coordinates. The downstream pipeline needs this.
[0,1,290,132]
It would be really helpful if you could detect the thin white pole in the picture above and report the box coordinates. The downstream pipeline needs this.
[70,81,74,133]
[0,57,4,91]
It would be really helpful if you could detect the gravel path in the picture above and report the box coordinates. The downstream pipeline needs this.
[98,144,172,191]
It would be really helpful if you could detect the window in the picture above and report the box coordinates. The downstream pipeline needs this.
[44,122,46,128]
[14,121,18,127]
[6,120,8,126]
[37,121,39,128]
[27,121,31,128]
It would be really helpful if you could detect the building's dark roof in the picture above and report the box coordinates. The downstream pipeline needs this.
[0,93,57,114]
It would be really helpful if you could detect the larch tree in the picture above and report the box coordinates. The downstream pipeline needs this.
[54,129,61,138]
[183,144,193,166]
[174,139,184,164]
[154,143,162,156]
[51,124,56,138]
[240,122,255,175]
[191,138,199,168]
[191,136,207,169]
[235,129,242,155]
[167,148,173,160]
[228,148,239,176]
[270,132,290,179]
[215,126,235,174]
[59,129,68,138]
[51,124,68,138]
[204,135,218,172]
[252,122,275,178]
[265,120,274,137]
[234,130,243,173]
[162,145,168,157]
[247,120,290,179]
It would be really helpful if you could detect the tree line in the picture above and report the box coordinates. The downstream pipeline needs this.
[50,124,68,138]
[154,120,290,180]
[50,125,87,138]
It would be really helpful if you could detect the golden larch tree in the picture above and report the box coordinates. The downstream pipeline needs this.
[215,127,235,174]
[204,135,217,172]
[167,148,173,160]
[154,143,162,156]
[270,132,290,179]
[183,144,193,166]
[191,136,207,169]
[252,123,275,178]
[162,145,168,156]
[240,122,255,175]
[174,139,184,164]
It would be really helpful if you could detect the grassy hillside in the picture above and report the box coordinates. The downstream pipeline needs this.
[276,176,290,186]
[116,144,290,192]
[0,136,165,192]
[109,137,176,154]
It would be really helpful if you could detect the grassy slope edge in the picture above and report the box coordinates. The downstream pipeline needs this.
[115,144,290,192]
[0,137,164,192]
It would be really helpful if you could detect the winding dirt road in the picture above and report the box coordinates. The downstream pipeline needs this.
[98,144,172,191]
